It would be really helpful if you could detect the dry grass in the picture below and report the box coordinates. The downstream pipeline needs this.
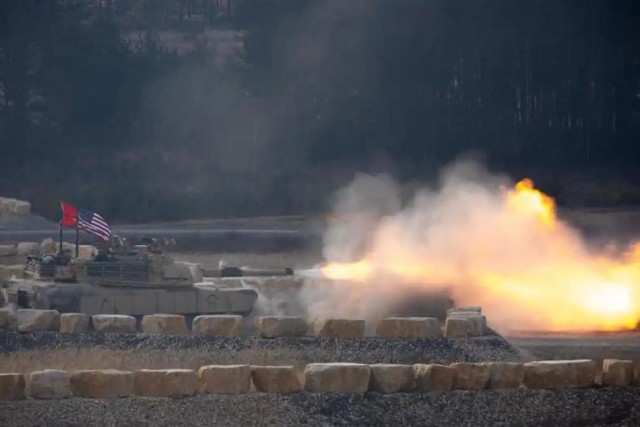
[0,347,312,379]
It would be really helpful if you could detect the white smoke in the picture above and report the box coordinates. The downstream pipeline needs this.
[322,172,402,262]
[297,158,640,333]
[301,160,507,324]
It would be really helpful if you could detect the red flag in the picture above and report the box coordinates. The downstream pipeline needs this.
[60,200,78,227]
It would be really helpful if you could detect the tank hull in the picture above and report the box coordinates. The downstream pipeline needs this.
[4,279,258,316]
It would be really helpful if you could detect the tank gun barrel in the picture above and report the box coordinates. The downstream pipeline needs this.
[202,266,294,278]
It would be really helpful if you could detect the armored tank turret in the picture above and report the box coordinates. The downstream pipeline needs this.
[1,247,265,317]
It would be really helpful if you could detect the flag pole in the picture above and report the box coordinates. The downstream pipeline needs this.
[75,216,79,259]
[59,225,63,254]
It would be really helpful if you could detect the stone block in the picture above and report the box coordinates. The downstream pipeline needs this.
[523,360,596,389]
[369,364,414,393]
[251,366,301,393]
[447,314,485,336]
[0,245,17,257]
[197,365,251,394]
[601,359,634,386]
[30,370,72,399]
[450,362,490,390]
[40,238,58,255]
[303,363,370,393]
[313,319,365,339]
[134,369,197,397]
[192,315,243,336]
[16,242,40,256]
[0,197,15,214]
[255,316,308,338]
[70,370,134,398]
[375,317,442,339]
[574,359,597,388]
[141,314,188,335]
[413,364,453,392]
[92,314,137,333]
[12,200,31,216]
[17,309,60,332]
[444,317,470,338]
[447,306,482,315]
[486,362,524,389]
[60,313,90,334]
[0,373,25,400]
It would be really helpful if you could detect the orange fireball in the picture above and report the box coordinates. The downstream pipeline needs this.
[506,178,556,227]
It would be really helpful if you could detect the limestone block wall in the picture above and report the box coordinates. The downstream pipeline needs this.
[1,359,638,400]
[0,309,494,339]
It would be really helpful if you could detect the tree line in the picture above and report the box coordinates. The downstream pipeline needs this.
[1,0,639,223]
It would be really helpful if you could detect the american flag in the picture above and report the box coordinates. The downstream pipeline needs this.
[78,207,111,241]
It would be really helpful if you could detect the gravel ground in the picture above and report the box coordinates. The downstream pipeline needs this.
[0,331,524,365]
[1,388,639,427]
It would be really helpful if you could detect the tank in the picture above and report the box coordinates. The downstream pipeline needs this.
[0,248,278,317]
[1,243,453,320]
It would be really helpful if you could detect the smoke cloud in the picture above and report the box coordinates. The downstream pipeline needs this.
[322,173,402,262]
[298,159,640,333]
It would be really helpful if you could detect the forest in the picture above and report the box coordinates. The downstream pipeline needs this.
[1,0,639,222]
